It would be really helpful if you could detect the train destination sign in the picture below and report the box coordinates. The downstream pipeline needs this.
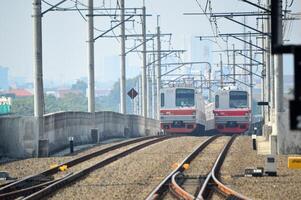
[127,88,138,99]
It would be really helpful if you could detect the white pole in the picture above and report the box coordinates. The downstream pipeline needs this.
[87,0,95,113]
[142,6,147,118]
[33,0,45,157]
[156,17,161,120]
[120,0,126,114]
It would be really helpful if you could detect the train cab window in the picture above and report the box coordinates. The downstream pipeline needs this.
[161,93,165,107]
[175,89,195,107]
[229,91,248,108]
[215,95,219,108]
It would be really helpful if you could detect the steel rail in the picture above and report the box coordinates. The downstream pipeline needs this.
[196,135,251,200]
[169,172,194,200]
[0,174,72,200]
[145,135,220,200]
[0,136,159,194]
[23,136,173,200]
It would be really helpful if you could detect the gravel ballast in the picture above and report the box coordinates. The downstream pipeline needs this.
[218,136,301,200]
[49,136,206,200]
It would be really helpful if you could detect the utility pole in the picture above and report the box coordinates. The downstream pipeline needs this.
[33,0,45,157]
[261,8,266,123]
[266,0,271,121]
[87,0,95,114]
[219,54,223,89]
[249,36,253,130]
[274,1,284,136]
[120,0,126,114]
[142,5,147,118]
[156,16,161,120]
[152,40,156,118]
[208,65,212,102]
[233,44,236,85]
[147,58,151,118]
[243,16,247,86]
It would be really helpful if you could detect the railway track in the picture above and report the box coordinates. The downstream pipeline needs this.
[146,135,251,200]
[0,135,171,200]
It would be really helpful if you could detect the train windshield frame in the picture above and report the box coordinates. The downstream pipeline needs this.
[175,89,195,107]
[229,91,248,108]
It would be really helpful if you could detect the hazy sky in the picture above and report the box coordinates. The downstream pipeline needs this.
[0,0,299,84]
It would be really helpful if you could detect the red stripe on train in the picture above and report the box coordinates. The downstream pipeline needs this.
[160,109,196,115]
[213,109,250,116]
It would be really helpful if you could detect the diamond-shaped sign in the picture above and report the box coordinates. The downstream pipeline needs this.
[127,88,138,99]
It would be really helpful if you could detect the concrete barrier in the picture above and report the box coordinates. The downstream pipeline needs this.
[0,116,37,157]
[0,112,160,158]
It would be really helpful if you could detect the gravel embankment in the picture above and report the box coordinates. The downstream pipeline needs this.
[217,136,301,200]
[49,136,206,200]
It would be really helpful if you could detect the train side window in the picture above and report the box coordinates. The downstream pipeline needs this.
[161,93,165,107]
[215,95,219,108]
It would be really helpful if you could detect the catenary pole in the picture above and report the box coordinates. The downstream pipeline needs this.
[33,0,45,157]
[120,0,126,114]
[87,0,95,113]
[142,5,147,118]
[156,16,161,120]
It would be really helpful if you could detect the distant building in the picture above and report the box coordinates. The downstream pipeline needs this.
[95,89,111,97]
[57,89,82,98]
[8,89,33,97]
[0,66,9,91]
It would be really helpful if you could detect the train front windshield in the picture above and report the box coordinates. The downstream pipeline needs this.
[176,89,195,107]
[229,91,248,108]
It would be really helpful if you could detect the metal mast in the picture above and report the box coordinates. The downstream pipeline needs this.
[33,0,45,157]
[142,5,147,118]
[87,0,95,113]
[156,16,161,120]
[120,0,126,114]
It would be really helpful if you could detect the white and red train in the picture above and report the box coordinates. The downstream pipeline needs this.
[159,86,251,135]
[160,87,206,135]
[213,89,251,134]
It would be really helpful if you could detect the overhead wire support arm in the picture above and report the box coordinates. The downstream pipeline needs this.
[161,62,210,77]
[224,17,270,36]
[240,0,271,13]
[41,0,68,16]
[229,35,268,52]
[236,51,263,65]
[93,15,134,41]
[125,36,155,55]
[183,11,270,17]
[224,74,251,87]
[235,64,263,78]
[146,51,180,67]
[89,14,152,17]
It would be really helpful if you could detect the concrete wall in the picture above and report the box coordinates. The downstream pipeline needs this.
[277,98,301,154]
[0,116,37,157]
[0,112,160,158]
